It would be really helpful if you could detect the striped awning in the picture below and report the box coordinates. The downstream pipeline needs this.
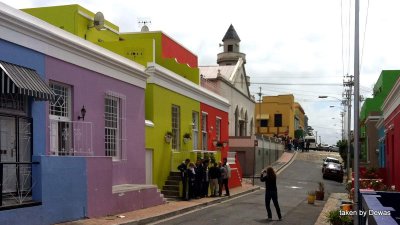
[0,61,55,101]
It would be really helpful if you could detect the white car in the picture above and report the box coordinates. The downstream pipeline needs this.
[322,157,341,172]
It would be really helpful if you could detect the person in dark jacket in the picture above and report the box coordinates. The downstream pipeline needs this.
[260,167,282,221]
[209,162,221,197]
[194,159,204,198]
[202,160,210,197]
[187,162,196,200]
[177,158,190,200]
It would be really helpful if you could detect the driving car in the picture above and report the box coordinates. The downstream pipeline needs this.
[323,162,344,182]
[322,157,341,172]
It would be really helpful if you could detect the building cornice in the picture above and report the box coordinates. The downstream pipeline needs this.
[365,115,381,124]
[375,116,384,129]
[381,78,400,119]
[145,63,230,112]
[217,75,256,103]
[0,3,148,88]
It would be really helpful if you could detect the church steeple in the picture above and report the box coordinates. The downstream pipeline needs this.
[217,24,246,65]
[222,24,241,42]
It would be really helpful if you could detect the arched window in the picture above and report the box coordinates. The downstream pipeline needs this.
[250,117,254,136]
[235,106,239,136]
[239,108,245,136]
[244,111,248,136]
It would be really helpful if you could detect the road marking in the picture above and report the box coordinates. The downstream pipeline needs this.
[147,190,263,224]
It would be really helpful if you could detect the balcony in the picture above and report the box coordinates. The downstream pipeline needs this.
[49,120,93,156]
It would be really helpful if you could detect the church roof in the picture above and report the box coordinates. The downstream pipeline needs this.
[199,65,236,80]
[222,24,241,42]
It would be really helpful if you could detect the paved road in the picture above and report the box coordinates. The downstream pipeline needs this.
[151,151,345,225]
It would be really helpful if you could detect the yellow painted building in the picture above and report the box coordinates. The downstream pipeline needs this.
[294,102,306,131]
[255,94,295,138]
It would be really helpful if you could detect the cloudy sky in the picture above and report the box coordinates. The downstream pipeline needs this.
[3,0,400,145]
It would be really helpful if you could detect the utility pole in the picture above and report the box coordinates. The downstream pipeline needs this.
[344,75,353,182]
[257,87,262,134]
[354,0,360,223]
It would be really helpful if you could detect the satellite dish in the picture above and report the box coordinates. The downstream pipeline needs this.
[93,12,105,30]
[141,25,149,32]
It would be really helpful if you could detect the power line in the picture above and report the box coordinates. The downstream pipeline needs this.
[251,75,342,78]
[360,0,370,70]
[341,0,345,78]
[251,85,343,95]
[348,0,352,75]
[251,82,342,86]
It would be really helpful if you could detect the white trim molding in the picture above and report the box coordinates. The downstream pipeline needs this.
[145,63,230,112]
[0,3,149,89]
[381,78,400,120]
[365,115,381,124]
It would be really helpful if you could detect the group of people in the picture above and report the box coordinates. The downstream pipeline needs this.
[177,157,231,201]
[178,157,282,221]
[285,138,310,152]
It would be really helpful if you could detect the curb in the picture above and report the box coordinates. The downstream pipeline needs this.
[276,151,298,174]
[120,186,261,225]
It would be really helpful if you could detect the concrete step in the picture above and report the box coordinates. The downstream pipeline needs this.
[170,171,181,176]
[166,180,180,185]
[161,190,179,197]
[163,185,179,191]
[167,176,181,181]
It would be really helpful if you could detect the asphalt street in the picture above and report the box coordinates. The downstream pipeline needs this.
[150,151,345,225]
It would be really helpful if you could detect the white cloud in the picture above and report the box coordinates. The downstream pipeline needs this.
[2,0,400,145]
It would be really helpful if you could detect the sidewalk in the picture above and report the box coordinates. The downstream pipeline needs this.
[314,193,350,225]
[57,151,297,225]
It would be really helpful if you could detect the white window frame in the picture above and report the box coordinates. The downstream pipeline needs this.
[172,105,180,150]
[201,112,208,150]
[216,116,221,141]
[49,82,72,155]
[49,82,71,121]
[104,91,126,160]
[192,111,199,150]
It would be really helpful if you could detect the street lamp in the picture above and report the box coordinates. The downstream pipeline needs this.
[319,95,351,184]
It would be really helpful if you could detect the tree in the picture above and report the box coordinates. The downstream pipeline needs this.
[336,140,353,169]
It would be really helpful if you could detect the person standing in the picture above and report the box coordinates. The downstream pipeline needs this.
[221,158,231,196]
[209,162,220,197]
[218,161,225,197]
[194,159,203,198]
[187,162,196,200]
[260,167,282,221]
[177,158,190,200]
[202,160,210,197]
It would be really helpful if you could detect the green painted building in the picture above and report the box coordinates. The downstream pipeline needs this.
[360,70,400,167]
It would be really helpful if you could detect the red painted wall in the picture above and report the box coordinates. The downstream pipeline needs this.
[385,104,400,191]
[200,103,242,188]
[161,34,198,68]
[200,103,229,159]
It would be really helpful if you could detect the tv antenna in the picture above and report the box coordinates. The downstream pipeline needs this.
[138,18,151,32]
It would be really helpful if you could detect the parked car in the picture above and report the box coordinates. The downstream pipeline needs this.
[329,146,339,152]
[323,162,344,182]
[322,157,341,172]
[319,143,330,151]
